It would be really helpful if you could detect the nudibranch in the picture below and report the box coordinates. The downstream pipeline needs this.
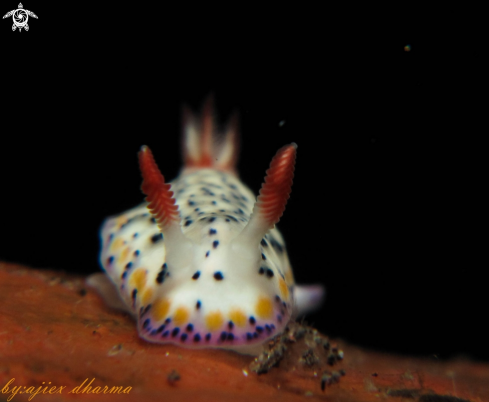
[89,98,324,355]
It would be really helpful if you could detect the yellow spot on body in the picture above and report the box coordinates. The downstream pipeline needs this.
[118,247,130,263]
[285,269,294,284]
[153,298,171,321]
[173,307,190,326]
[255,297,273,319]
[229,308,247,327]
[142,288,154,305]
[110,237,125,252]
[129,268,147,290]
[116,217,127,228]
[279,278,289,299]
[205,311,224,331]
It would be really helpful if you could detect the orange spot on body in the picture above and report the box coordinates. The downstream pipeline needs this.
[205,311,224,331]
[129,269,147,290]
[173,307,190,326]
[118,247,130,263]
[229,309,247,327]
[142,288,154,305]
[285,269,294,285]
[153,298,171,321]
[116,217,128,228]
[255,297,273,319]
[110,237,125,252]
[279,278,289,299]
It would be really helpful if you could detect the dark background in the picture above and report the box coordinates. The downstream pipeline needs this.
[1,5,485,361]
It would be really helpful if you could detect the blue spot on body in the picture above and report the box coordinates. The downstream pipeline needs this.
[156,271,165,284]
[270,238,284,253]
[151,233,163,243]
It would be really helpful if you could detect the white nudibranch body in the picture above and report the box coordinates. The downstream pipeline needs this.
[91,99,324,354]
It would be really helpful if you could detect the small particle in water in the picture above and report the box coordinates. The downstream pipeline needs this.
[278,120,285,127]
[404,44,411,52]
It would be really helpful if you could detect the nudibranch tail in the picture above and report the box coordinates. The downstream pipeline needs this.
[238,143,297,245]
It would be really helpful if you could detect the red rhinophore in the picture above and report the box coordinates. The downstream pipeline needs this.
[255,143,297,227]
[138,146,179,228]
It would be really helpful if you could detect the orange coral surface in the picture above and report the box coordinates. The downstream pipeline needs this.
[0,262,488,402]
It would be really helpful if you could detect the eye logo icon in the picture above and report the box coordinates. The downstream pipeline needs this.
[3,3,37,32]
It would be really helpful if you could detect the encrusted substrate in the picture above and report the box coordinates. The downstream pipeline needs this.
[249,321,345,391]
[1,262,488,402]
